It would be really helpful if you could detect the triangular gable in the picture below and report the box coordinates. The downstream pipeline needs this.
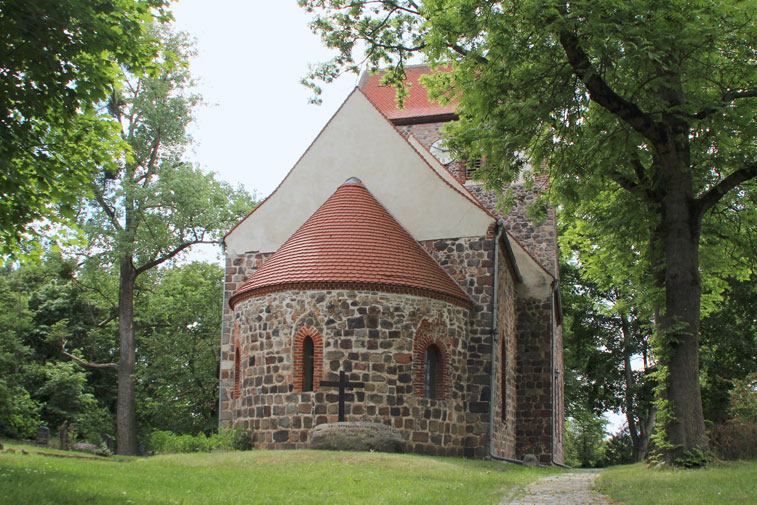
[225,89,493,256]
[407,134,493,215]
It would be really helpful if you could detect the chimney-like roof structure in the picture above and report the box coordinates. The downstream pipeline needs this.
[229,178,471,309]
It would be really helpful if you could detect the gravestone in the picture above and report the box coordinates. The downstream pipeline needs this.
[310,422,405,453]
[36,426,50,447]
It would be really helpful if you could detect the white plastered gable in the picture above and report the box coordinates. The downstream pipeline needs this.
[225,89,494,256]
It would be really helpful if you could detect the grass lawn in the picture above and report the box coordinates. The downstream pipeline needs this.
[597,461,757,505]
[0,442,557,505]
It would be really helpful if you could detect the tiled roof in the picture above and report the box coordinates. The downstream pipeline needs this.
[358,65,456,122]
[229,178,471,309]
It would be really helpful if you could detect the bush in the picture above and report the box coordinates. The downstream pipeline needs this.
[149,426,253,454]
[709,421,757,460]
[602,428,634,466]
[730,373,757,424]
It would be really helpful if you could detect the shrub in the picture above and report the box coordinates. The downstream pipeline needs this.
[709,421,757,460]
[149,426,253,454]
[602,428,634,466]
[729,373,757,424]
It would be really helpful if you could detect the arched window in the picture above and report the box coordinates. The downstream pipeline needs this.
[233,346,242,400]
[424,344,441,400]
[303,336,315,392]
[293,327,323,393]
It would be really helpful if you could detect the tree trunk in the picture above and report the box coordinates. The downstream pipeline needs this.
[116,259,138,455]
[635,405,656,463]
[657,153,708,463]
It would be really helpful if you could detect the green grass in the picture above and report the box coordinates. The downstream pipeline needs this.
[597,461,757,505]
[0,442,557,505]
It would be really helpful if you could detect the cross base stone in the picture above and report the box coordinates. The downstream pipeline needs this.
[310,422,406,453]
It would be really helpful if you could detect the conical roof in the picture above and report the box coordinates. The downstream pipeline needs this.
[229,179,471,309]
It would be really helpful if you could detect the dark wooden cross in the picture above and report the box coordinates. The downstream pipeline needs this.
[320,369,365,422]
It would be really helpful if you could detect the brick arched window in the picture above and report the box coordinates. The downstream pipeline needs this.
[413,328,449,400]
[293,327,323,393]
[233,344,242,400]
[424,344,442,400]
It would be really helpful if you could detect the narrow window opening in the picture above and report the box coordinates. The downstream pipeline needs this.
[303,336,315,392]
[233,347,242,399]
[424,345,440,400]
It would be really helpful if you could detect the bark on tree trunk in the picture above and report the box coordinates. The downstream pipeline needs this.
[657,156,708,463]
[116,259,138,455]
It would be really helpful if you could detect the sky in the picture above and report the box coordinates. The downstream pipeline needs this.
[170,1,358,199]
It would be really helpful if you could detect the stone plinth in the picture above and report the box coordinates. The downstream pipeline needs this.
[310,422,405,453]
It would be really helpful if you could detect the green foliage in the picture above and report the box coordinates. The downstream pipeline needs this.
[603,428,635,467]
[148,427,253,454]
[0,0,172,256]
[728,373,757,425]
[675,448,713,469]
[35,362,99,431]
[136,262,224,436]
[564,411,607,468]
[700,282,757,423]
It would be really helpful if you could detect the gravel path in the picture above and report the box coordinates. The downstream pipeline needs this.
[502,470,614,505]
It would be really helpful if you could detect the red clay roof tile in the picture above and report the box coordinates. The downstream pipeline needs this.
[358,65,456,122]
[229,179,471,308]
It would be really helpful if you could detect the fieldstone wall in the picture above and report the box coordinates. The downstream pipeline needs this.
[490,245,518,458]
[220,251,272,424]
[230,289,471,456]
[466,178,558,277]
[515,296,555,464]
[418,234,496,458]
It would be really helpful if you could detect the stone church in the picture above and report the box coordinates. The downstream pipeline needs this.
[220,66,564,464]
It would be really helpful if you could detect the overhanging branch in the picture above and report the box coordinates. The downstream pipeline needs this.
[558,29,664,143]
[61,340,117,370]
[694,162,757,220]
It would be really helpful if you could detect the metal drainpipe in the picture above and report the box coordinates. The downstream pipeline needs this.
[550,279,570,468]
[488,221,524,465]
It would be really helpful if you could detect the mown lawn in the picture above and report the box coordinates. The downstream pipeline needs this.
[597,461,757,505]
[0,443,557,505]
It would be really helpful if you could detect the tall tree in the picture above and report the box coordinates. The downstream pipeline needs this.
[0,0,171,256]
[136,262,224,435]
[561,261,657,463]
[71,28,253,455]
[300,0,757,462]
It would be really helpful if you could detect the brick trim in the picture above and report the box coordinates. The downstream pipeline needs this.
[292,327,324,393]
[230,281,472,310]
[233,340,242,400]
[412,320,450,400]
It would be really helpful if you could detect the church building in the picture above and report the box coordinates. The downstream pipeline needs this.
[220,66,564,464]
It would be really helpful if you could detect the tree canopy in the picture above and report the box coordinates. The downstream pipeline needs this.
[0,0,170,256]
[300,0,757,463]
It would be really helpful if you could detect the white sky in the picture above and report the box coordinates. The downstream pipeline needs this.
[170,0,358,199]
